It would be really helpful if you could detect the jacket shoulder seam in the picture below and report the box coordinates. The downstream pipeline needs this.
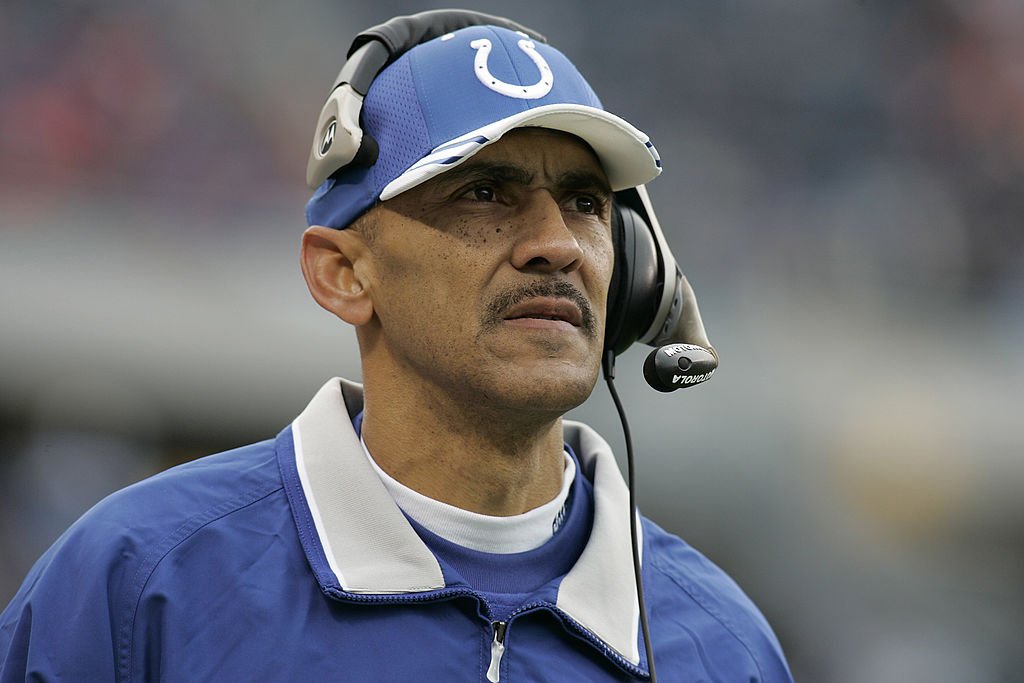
[115,481,284,682]
[648,552,769,681]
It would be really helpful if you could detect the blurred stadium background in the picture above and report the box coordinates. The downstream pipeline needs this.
[2,1,1023,680]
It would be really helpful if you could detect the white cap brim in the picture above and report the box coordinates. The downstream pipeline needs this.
[379,104,662,200]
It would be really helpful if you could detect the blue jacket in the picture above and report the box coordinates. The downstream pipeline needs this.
[0,378,792,681]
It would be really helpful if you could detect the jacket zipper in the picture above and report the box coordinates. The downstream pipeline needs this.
[330,591,646,679]
[489,602,648,678]
[486,621,507,682]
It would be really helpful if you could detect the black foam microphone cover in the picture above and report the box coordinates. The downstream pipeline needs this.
[643,343,718,392]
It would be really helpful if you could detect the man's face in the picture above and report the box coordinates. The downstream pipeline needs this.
[359,128,615,415]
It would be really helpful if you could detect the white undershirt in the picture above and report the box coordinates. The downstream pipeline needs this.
[360,435,575,554]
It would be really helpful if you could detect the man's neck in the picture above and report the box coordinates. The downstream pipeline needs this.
[359,378,566,517]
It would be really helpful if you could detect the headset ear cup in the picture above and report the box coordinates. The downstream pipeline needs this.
[603,204,628,354]
[604,203,661,356]
[350,134,379,168]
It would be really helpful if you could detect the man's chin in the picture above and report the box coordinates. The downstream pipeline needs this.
[471,331,603,408]
[485,324,597,361]
[483,359,600,413]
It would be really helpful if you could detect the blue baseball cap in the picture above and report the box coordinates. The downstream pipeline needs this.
[306,24,662,229]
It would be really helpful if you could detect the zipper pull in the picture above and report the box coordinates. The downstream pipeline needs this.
[486,621,507,682]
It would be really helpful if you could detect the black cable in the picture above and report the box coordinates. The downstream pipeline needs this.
[603,351,657,682]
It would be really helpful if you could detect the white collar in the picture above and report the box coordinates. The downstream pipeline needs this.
[290,378,642,666]
[361,435,577,554]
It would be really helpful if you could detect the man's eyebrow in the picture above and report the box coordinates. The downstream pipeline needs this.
[434,161,612,195]
[435,161,534,190]
[556,170,612,195]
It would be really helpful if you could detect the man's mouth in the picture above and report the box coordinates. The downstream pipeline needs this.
[485,280,597,338]
[501,298,583,327]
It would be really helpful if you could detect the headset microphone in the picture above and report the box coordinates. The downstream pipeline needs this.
[643,343,718,392]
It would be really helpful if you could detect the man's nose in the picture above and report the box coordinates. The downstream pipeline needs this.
[509,191,585,274]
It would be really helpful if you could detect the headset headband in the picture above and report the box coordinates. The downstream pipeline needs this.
[307,10,545,188]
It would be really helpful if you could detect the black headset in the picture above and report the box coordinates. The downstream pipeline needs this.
[305,9,717,382]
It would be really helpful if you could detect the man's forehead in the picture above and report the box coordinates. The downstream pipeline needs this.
[473,128,603,164]
[433,128,610,188]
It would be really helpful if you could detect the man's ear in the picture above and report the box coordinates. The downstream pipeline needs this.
[300,226,374,326]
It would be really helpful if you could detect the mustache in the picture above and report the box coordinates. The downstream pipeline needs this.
[484,280,597,337]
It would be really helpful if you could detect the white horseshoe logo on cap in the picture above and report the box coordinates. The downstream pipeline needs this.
[469,38,554,99]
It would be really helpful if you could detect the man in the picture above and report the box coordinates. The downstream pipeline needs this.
[0,13,792,682]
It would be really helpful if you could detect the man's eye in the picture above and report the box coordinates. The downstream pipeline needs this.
[573,195,600,214]
[468,185,496,202]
